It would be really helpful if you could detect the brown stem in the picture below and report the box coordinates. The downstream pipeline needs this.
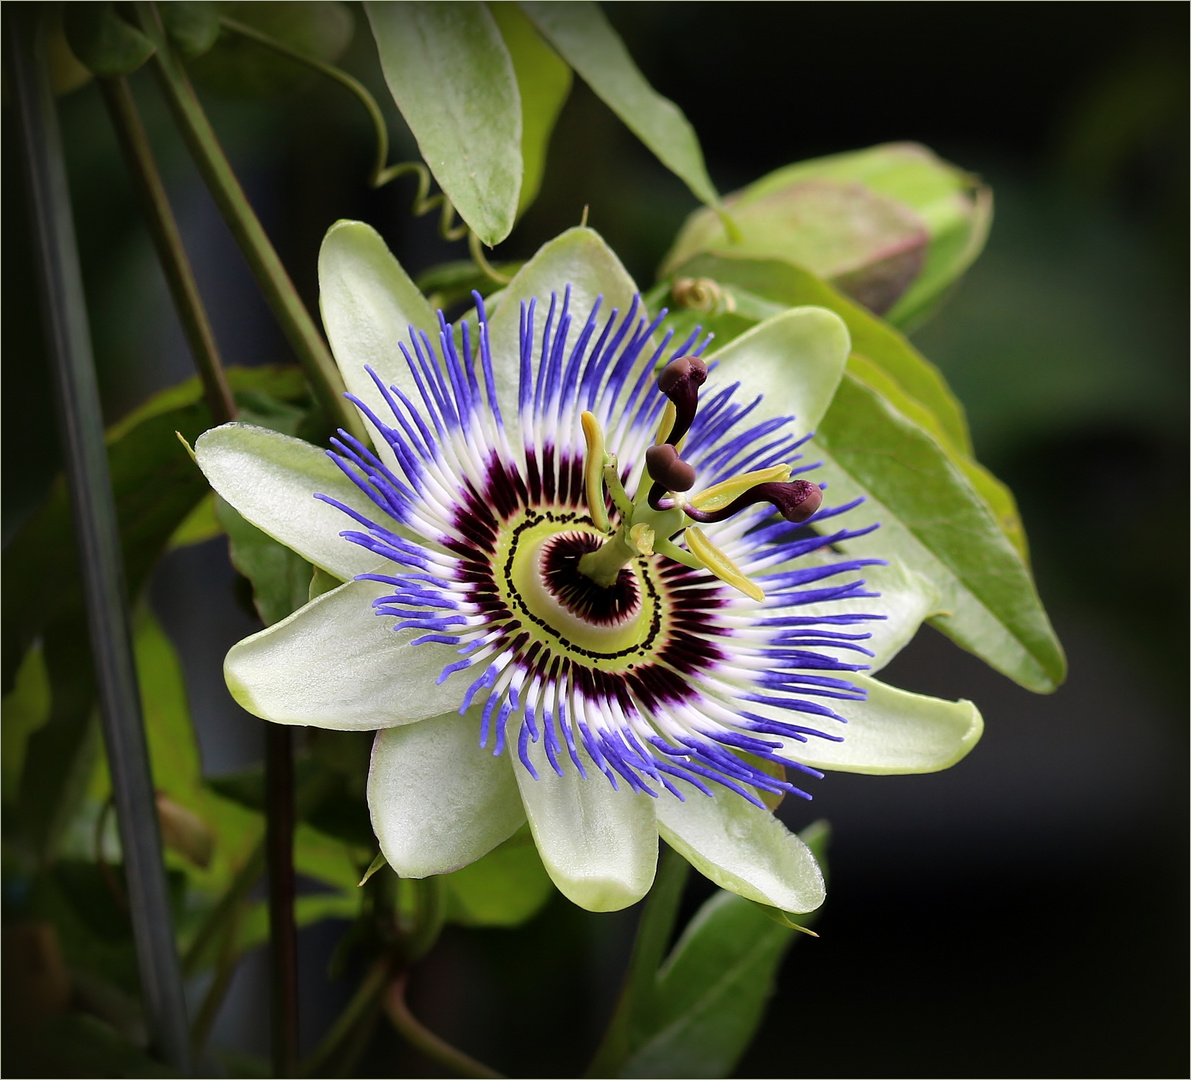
[384,972,504,1079]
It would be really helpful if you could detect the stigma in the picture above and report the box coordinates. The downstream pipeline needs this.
[576,355,824,601]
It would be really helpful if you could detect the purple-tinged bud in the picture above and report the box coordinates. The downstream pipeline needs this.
[646,444,696,493]
[685,479,823,525]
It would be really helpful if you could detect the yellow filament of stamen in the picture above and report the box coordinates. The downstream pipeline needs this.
[685,525,765,602]
[580,411,610,532]
[689,464,792,512]
[654,400,677,445]
[629,523,655,556]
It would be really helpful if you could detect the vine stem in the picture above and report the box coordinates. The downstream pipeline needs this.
[266,724,299,1077]
[133,1,366,443]
[384,972,504,1079]
[7,8,192,1073]
[97,75,236,426]
[585,844,690,1077]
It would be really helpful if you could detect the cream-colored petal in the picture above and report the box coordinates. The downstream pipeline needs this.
[698,306,851,442]
[195,422,389,580]
[368,712,525,877]
[224,579,466,730]
[775,673,983,774]
[319,220,440,457]
[656,789,825,913]
[514,734,657,912]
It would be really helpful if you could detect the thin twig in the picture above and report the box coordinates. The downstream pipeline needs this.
[301,960,391,1078]
[134,1,365,443]
[384,972,504,1079]
[266,724,299,1077]
[98,75,236,426]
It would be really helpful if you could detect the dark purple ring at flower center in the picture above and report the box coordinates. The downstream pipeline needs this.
[541,532,642,625]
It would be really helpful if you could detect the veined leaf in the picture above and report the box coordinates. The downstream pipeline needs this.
[611,824,829,1078]
[812,372,1064,691]
[519,1,719,207]
[365,1,521,245]
[489,2,572,216]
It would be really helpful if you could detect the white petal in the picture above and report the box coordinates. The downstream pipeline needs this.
[701,306,850,438]
[368,712,525,877]
[487,226,640,445]
[780,673,983,774]
[656,789,825,913]
[224,579,466,730]
[196,423,394,580]
[514,735,657,912]
[319,220,439,449]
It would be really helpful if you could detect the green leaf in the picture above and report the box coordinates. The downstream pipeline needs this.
[612,825,830,1078]
[189,2,354,98]
[167,492,222,549]
[519,2,719,208]
[845,354,1028,561]
[216,497,313,627]
[365,1,522,245]
[814,372,1065,691]
[38,1013,178,1078]
[668,252,973,454]
[160,2,220,59]
[2,642,51,805]
[16,628,101,861]
[489,2,572,216]
[2,367,309,693]
[441,825,554,927]
[63,4,156,77]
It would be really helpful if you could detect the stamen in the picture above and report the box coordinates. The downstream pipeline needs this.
[656,355,707,447]
[685,525,765,602]
[645,444,696,493]
[580,410,610,532]
[689,464,792,512]
[686,479,823,525]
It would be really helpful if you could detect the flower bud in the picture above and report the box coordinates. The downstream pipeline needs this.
[660,142,991,325]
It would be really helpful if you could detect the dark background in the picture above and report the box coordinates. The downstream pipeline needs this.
[4,3,1186,1076]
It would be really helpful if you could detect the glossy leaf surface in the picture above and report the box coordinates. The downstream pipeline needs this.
[366,1,521,245]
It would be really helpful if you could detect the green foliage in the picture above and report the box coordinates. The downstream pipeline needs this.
[661,143,990,325]
[63,3,156,77]
[815,374,1065,690]
[520,1,719,208]
[489,3,573,217]
[189,2,355,98]
[441,826,554,927]
[366,1,522,246]
[159,2,220,60]
[593,826,829,1078]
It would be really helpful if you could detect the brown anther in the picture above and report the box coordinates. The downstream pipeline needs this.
[645,444,696,492]
[656,355,708,450]
[684,479,823,525]
[657,355,708,395]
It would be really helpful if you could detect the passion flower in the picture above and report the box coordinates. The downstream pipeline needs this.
[195,222,982,913]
